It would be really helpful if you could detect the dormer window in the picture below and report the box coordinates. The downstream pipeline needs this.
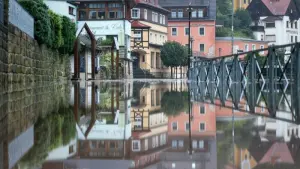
[131,8,140,19]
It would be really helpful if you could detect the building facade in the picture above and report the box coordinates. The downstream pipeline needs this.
[130,0,173,78]
[215,37,269,57]
[159,0,216,58]
[247,0,300,51]
[234,0,252,11]
[74,0,136,79]
[44,0,77,22]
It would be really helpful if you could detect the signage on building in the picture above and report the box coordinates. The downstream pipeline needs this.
[81,21,131,36]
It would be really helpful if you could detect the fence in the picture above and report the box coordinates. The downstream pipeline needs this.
[8,0,34,38]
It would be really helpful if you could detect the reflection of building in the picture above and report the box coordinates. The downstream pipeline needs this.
[233,0,252,11]
[130,0,172,78]
[45,0,77,22]
[46,138,78,161]
[157,102,217,169]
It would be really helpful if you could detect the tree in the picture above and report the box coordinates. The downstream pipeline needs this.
[161,91,188,116]
[234,9,252,30]
[161,41,187,78]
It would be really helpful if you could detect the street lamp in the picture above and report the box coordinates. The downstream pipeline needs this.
[187,3,193,71]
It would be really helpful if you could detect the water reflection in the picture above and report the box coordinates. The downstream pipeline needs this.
[1,81,300,169]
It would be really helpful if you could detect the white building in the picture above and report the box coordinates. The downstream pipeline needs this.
[248,0,300,50]
[44,1,77,22]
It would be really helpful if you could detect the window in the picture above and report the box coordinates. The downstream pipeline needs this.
[144,9,147,19]
[156,89,160,105]
[108,3,122,8]
[266,35,276,42]
[69,6,75,15]
[171,28,177,36]
[144,139,148,150]
[291,36,294,43]
[178,9,183,18]
[287,21,289,28]
[178,140,184,147]
[261,34,264,41]
[172,140,177,148]
[152,12,158,22]
[172,122,178,131]
[200,105,205,114]
[185,27,189,36]
[199,122,205,131]
[260,45,264,54]
[190,10,196,18]
[198,9,204,17]
[252,44,256,50]
[109,11,123,19]
[199,27,205,35]
[89,3,105,8]
[296,128,299,136]
[162,15,165,24]
[133,31,141,41]
[244,0,247,4]
[266,22,275,28]
[97,11,106,19]
[131,8,140,19]
[200,44,205,52]
[295,21,298,29]
[291,22,294,28]
[171,9,177,18]
[132,140,141,151]
[185,122,190,131]
[69,145,74,154]
[79,10,87,20]
[192,140,198,148]
[296,36,298,42]
[160,14,163,24]
[89,11,97,19]
[199,140,204,149]
[244,44,249,52]
[288,130,290,136]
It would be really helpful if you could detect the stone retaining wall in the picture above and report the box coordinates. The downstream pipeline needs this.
[7,24,70,84]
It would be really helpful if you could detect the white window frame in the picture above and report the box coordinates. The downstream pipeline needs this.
[192,10,197,18]
[185,122,190,131]
[200,43,205,52]
[144,138,148,150]
[199,140,204,149]
[199,122,206,132]
[199,27,205,36]
[132,140,141,151]
[172,140,177,148]
[178,9,183,18]
[171,27,177,36]
[152,136,156,148]
[162,15,165,24]
[178,140,184,147]
[192,140,198,148]
[160,14,163,24]
[185,27,189,36]
[152,12,155,22]
[198,9,203,17]
[172,121,178,131]
[252,44,256,50]
[171,9,177,18]
[131,8,140,19]
[245,44,249,52]
[200,105,205,114]
[133,31,142,41]
[144,9,147,20]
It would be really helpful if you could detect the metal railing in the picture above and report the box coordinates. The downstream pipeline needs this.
[8,0,34,38]
[0,0,3,24]
[189,43,300,124]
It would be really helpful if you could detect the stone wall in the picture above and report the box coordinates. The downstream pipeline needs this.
[7,24,70,84]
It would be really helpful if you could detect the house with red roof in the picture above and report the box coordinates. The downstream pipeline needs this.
[247,0,300,48]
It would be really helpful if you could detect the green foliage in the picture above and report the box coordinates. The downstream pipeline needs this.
[48,10,63,49]
[19,107,76,169]
[216,0,253,38]
[19,0,52,46]
[161,91,189,116]
[59,16,76,54]
[245,52,266,65]
[100,38,114,46]
[161,41,188,67]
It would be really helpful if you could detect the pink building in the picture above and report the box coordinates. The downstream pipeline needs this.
[215,37,269,57]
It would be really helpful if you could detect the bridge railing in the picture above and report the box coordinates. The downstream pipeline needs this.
[189,43,300,124]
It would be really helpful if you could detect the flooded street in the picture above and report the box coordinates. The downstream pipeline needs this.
[0,80,299,169]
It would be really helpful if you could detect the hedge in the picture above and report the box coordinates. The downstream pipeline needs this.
[19,0,76,55]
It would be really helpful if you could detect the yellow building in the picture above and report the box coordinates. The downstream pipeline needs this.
[234,0,252,11]
[234,145,258,169]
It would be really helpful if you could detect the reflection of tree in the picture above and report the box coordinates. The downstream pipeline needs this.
[217,119,255,169]
[161,91,189,116]
[253,163,298,169]
[19,107,76,168]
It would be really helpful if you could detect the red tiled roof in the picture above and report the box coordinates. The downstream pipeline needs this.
[261,0,291,15]
[259,142,294,164]
[131,20,151,28]
[135,0,169,13]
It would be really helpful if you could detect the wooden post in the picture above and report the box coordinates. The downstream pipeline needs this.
[74,82,80,122]
[111,83,115,116]
[73,39,79,80]
[111,47,115,79]
[116,82,120,109]
[116,50,120,79]
[91,38,96,80]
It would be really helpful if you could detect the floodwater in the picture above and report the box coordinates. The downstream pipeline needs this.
[0,80,299,169]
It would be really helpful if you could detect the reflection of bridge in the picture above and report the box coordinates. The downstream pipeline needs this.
[189,43,300,124]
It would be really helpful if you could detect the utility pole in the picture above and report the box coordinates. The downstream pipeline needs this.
[188,3,192,70]
[231,0,234,54]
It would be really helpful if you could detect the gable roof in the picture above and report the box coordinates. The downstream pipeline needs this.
[261,0,291,16]
[259,142,294,164]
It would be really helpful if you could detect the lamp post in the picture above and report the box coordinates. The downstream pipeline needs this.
[231,0,234,55]
[187,3,193,71]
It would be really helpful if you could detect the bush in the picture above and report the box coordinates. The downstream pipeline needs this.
[19,0,52,46]
[48,10,63,49]
[59,16,76,54]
